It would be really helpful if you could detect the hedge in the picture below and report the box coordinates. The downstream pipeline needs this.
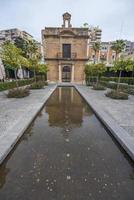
[0,79,35,91]
[99,81,134,90]
[86,76,98,86]
[100,77,134,85]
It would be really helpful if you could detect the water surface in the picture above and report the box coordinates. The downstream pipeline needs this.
[0,87,134,200]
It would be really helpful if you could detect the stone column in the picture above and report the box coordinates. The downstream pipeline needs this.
[71,65,74,83]
[59,65,61,82]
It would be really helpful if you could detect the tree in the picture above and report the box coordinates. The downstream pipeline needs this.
[14,37,28,58]
[84,63,95,84]
[111,58,134,91]
[0,42,29,88]
[85,63,106,85]
[26,40,40,58]
[111,40,125,60]
[92,63,106,85]
[92,42,101,63]
[37,63,48,81]
[26,40,41,82]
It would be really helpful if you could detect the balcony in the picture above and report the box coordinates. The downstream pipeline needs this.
[57,52,77,60]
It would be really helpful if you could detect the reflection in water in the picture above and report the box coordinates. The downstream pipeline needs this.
[0,164,10,189]
[45,87,92,128]
[0,87,134,200]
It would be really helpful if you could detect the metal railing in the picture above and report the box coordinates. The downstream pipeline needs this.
[57,52,77,59]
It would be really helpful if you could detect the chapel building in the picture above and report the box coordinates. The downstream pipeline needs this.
[42,12,90,83]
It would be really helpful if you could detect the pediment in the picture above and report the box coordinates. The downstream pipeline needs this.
[59,30,75,36]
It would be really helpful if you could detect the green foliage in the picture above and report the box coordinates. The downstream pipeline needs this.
[26,40,40,59]
[85,63,106,85]
[30,81,45,89]
[92,42,101,54]
[110,58,134,91]
[0,42,22,70]
[0,79,34,91]
[100,77,134,85]
[92,42,101,63]
[108,82,128,90]
[23,40,44,82]
[14,38,42,79]
[14,37,29,58]
[0,42,30,75]
[83,23,89,28]
[7,87,30,98]
[111,40,125,58]
[44,81,48,86]
[37,63,48,73]
[85,63,106,77]
[92,63,106,76]
[111,58,134,73]
[126,88,134,95]
[85,63,94,77]
[105,90,128,100]
[99,80,134,95]
[92,84,106,90]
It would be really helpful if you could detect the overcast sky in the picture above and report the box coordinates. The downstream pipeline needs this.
[0,0,134,42]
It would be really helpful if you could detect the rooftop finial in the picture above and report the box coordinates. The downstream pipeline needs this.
[62,12,72,28]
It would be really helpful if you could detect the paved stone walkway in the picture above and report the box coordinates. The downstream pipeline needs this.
[0,85,55,137]
[76,85,134,137]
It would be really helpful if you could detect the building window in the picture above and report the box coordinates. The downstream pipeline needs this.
[62,44,71,58]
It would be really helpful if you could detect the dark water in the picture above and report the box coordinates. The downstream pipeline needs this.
[0,87,134,200]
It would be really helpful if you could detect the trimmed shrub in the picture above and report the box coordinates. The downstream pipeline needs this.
[92,84,106,90]
[7,87,30,98]
[100,81,129,90]
[100,80,134,96]
[107,82,117,89]
[99,80,107,87]
[86,82,93,86]
[86,76,97,86]
[0,79,34,91]
[105,90,128,100]
[100,77,134,85]
[44,81,48,86]
[30,81,45,89]
[108,82,128,90]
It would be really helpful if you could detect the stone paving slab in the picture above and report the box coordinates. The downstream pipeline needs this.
[75,85,134,161]
[0,85,56,164]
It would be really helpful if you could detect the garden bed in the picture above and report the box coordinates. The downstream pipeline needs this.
[0,79,35,91]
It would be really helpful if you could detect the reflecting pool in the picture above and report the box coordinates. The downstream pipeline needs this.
[0,87,134,200]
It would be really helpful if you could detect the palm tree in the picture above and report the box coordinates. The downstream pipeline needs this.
[92,42,101,64]
[111,40,125,60]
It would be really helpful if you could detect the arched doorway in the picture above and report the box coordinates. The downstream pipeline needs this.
[62,66,71,82]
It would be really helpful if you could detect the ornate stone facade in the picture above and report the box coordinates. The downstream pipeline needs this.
[42,13,89,83]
